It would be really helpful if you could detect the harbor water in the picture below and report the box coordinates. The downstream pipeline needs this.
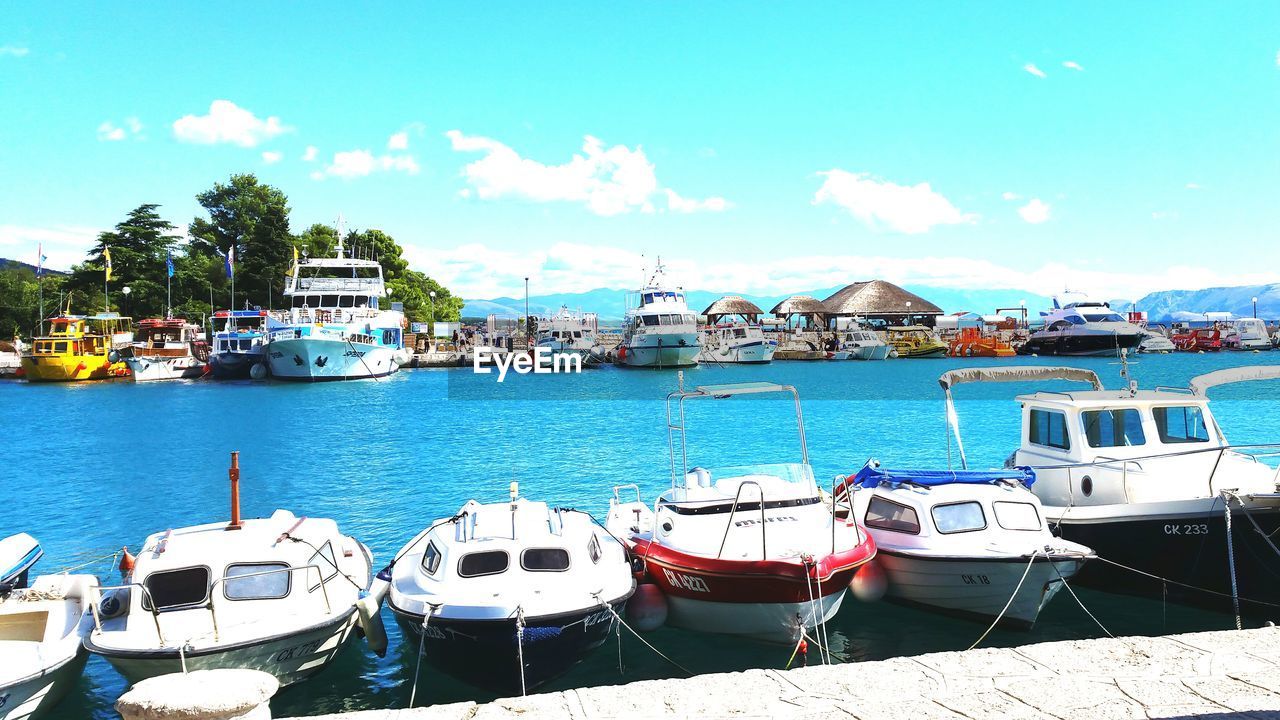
[7,352,1280,718]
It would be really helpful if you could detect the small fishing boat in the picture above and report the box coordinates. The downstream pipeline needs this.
[535,306,599,364]
[616,261,701,368]
[0,534,42,590]
[835,462,1093,629]
[947,327,1015,358]
[839,330,891,360]
[385,487,633,694]
[606,379,877,643]
[1171,326,1222,352]
[85,453,385,685]
[120,318,209,382]
[886,326,947,358]
[20,312,133,382]
[0,572,99,720]
[209,310,269,380]
[698,324,777,364]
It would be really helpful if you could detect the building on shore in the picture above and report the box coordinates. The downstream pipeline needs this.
[769,295,828,330]
[822,280,943,328]
[702,295,764,324]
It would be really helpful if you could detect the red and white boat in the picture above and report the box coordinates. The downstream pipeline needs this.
[606,379,877,643]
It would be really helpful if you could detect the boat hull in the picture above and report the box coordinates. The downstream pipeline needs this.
[266,337,399,381]
[84,610,360,687]
[698,341,775,364]
[19,355,129,382]
[847,345,891,361]
[618,332,701,368]
[208,351,266,380]
[1018,330,1143,357]
[389,599,627,694]
[1049,505,1280,614]
[876,550,1089,629]
[124,356,205,382]
[0,647,88,720]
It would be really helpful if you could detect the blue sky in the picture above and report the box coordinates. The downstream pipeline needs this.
[2,2,1278,301]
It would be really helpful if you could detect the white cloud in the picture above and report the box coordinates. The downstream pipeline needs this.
[1018,198,1051,224]
[261,151,283,164]
[1023,63,1047,78]
[1001,191,1021,201]
[172,100,290,147]
[302,145,318,162]
[1062,61,1085,72]
[446,130,727,216]
[314,149,420,180]
[812,170,977,234]
[97,122,126,142]
[387,131,409,151]
[0,45,29,57]
[1185,182,1202,190]
[125,117,143,134]
[0,224,103,273]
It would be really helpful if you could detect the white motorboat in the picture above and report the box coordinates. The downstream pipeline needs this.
[697,324,776,364]
[120,318,209,382]
[85,453,385,685]
[940,364,1280,614]
[209,310,270,380]
[535,306,599,363]
[839,330,891,360]
[606,378,877,643]
[0,534,41,591]
[266,236,406,381]
[0,573,98,720]
[1224,318,1271,351]
[836,462,1092,629]
[616,261,700,368]
[386,487,633,694]
[1018,293,1144,357]
[1137,324,1176,353]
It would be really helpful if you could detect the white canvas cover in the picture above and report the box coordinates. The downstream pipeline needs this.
[1190,366,1280,395]
[938,366,1103,391]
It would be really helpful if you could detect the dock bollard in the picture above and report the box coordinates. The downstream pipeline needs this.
[116,669,279,720]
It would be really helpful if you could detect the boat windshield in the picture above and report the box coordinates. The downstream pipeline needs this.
[1082,312,1125,322]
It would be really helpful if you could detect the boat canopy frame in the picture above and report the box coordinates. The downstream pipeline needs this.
[1189,366,1280,396]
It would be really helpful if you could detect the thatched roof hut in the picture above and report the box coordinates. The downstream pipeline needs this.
[821,280,943,326]
[770,295,827,328]
[702,295,764,324]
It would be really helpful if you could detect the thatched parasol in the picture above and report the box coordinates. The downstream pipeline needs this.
[703,295,764,324]
[822,280,943,318]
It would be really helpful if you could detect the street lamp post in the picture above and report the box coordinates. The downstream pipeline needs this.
[1019,299,1027,329]
[524,276,530,340]
[1253,296,1258,319]
[429,290,436,333]
[122,286,131,317]
[905,301,912,326]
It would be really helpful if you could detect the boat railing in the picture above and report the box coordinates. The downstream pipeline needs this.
[717,480,767,560]
[611,483,642,505]
[293,277,383,292]
[206,564,332,642]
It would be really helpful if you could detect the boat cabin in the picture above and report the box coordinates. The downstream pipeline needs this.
[131,319,202,357]
[29,314,133,358]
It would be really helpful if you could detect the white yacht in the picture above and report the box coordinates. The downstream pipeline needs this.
[0,572,98,720]
[386,488,633,694]
[535,306,598,363]
[697,324,776,364]
[85,455,385,685]
[266,242,406,381]
[838,329,891,360]
[1137,324,1176,353]
[836,462,1092,629]
[616,262,700,368]
[120,318,208,382]
[941,364,1280,614]
[1018,293,1144,357]
[1224,318,1271,351]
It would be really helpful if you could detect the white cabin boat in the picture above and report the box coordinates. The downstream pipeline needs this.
[266,242,406,381]
[839,330,891,360]
[1225,318,1271,351]
[1019,293,1143,357]
[209,310,269,380]
[386,489,633,693]
[535,306,599,363]
[837,462,1092,629]
[697,324,776,364]
[0,573,98,720]
[121,318,209,382]
[616,263,700,368]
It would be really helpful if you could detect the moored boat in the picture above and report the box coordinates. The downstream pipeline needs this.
[209,310,269,380]
[616,261,700,368]
[535,306,599,364]
[886,326,947,358]
[839,329,891,360]
[386,488,633,694]
[1224,318,1271,351]
[20,313,133,382]
[1171,326,1222,352]
[1017,295,1143,357]
[947,327,1015,358]
[836,461,1093,629]
[121,318,209,382]
[0,534,42,590]
[606,379,877,642]
[698,324,776,364]
[0,572,98,720]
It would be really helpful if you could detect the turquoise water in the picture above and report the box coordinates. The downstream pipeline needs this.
[7,352,1280,718]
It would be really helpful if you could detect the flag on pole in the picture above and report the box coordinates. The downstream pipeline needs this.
[103,247,113,281]
[290,245,299,277]
[224,246,235,279]
[166,249,175,278]
[36,243,47,277]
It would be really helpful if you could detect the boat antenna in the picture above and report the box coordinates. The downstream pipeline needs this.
[335,214,345,259]
[509,481,519,540]
[1114,346,1139,396]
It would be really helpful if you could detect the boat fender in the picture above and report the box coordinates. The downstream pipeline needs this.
[108,350,119,363]
[249,363,268,381]
[849,559,888,602]
[98,587,129,619]
[119,546,136,577]
[626,582,667,631]
[356,577,390,657]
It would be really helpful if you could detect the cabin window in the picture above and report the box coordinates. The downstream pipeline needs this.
[306,541,340,591]
[420,542,442,575]
[993,502,1042,531]
[1153,406,1210,444]
[643,315,659,326]
[54,341,68,354]
[223,562,291,600]
[932,502,987,534]
[1081,409,1146,448]
[144,566,211,611]
[643,293,654,304]
[339,295,355,308]
[321,295,339,307]
[458,550,509,578]
[864,496,921,535]
[292,296,305,308]
[1029,409,1071,450]
[587,535,602,564]
[521,548,571,572]
[734,329,746,338]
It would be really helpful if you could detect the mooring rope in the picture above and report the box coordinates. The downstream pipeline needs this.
[1222,494,1243,630]
[407,605,437,709]
[52,549,121,576]
[515,605,528,697]
[966,550,1039,651]
[1045,552,1113,638]
[1093,556,1280,609]
[592,593,694,677]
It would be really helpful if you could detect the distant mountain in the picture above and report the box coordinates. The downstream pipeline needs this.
[0,258,66,276]
[1114,284,1280,322]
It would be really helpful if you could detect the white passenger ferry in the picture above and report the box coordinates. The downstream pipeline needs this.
[616,263,700,368]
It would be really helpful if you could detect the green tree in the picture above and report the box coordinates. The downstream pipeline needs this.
[64,204,179,316]
[188,174,292,310]
[296,223,338,260]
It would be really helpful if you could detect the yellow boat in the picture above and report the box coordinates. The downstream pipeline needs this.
[886,325,948,358]
[22,313,134,382]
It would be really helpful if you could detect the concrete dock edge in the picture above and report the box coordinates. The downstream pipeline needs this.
[290,627,1280,719]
